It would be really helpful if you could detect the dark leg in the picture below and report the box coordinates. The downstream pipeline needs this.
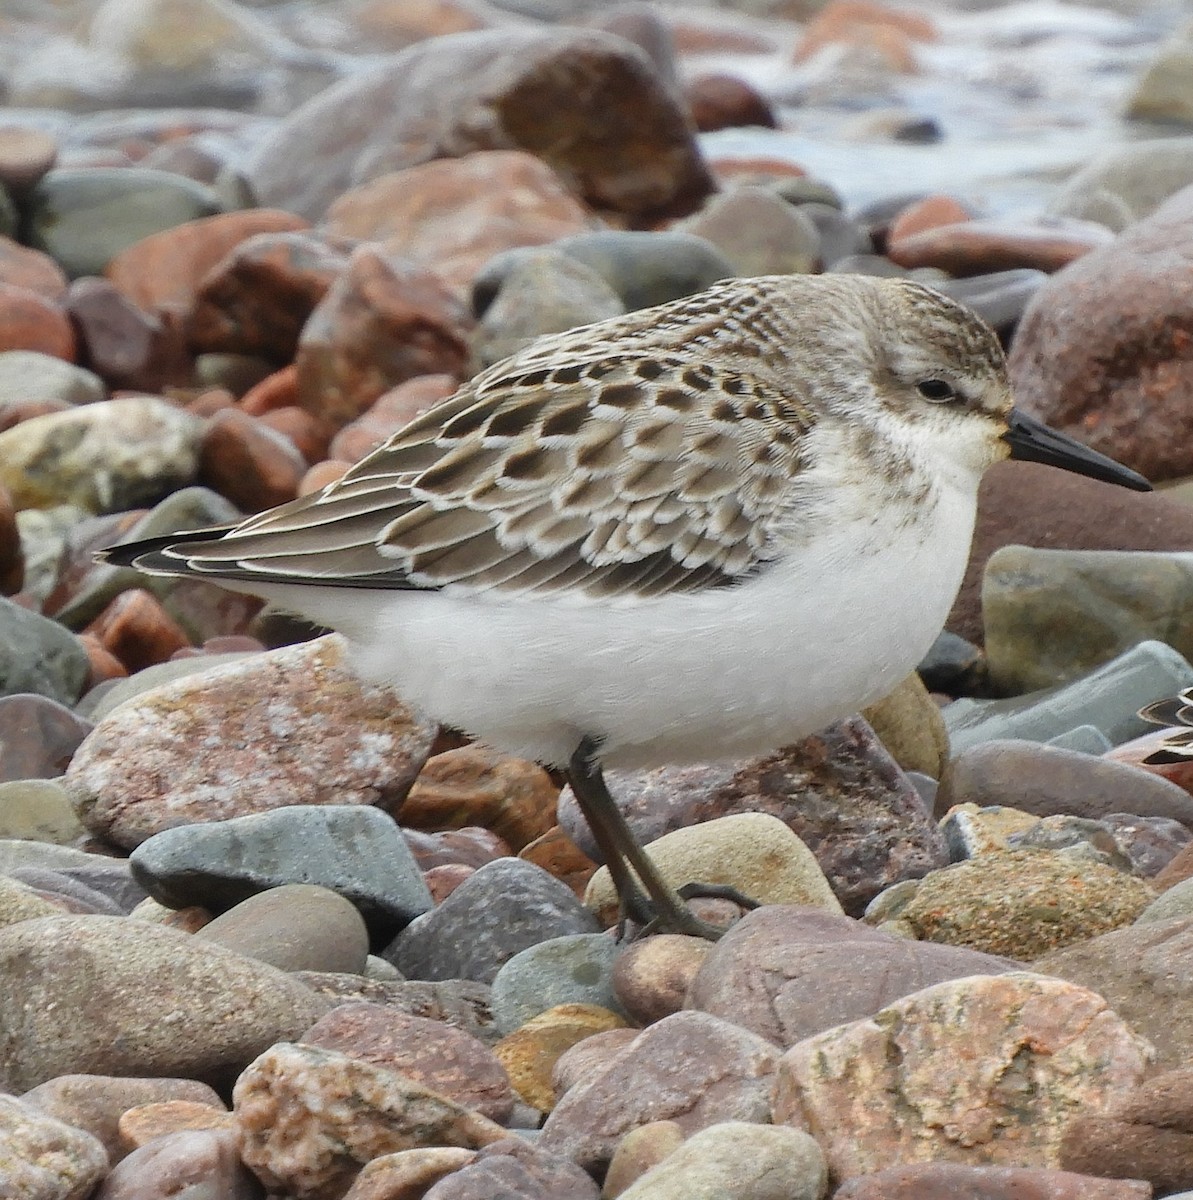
[566,737,731,941]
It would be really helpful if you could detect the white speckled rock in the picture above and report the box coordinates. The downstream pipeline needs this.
[0,1092,108,1200]
[65,635,438,848]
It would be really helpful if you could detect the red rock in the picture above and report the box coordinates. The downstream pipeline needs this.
[401,826,511,872]
[185,388,237,417]
[249,29,714,222]
[708,156,809,190]
[330,374,456,463]
[1155,841,1193,891]
[66,277,192,392]
[300,459,350,495]
[518,825,598,899]
[239,363,299,416]
[0,483,22,595]
[833,1164,1150,1199]
[0,127,58,192]
[84,587,192,671]
[105,209,310,317]
[886,194,972,245]
[0,236,68,299]
[425,863,476,904]
[199,407,306,511]
[294,247,470,433]
[117,1100,235,1152]
[258,405,328,464]
[325,151,594,298]
[79,632,130,688]
[0,283,76,360]
[190,230,353,360]
[685,73,779,133]
[796,0,937,64]
[947,461,1193,644]
[613,933,711,1026]
[888,217,1113,276]
[1009,184,1193,482]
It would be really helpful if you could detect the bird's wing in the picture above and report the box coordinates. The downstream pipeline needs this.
[120,299,817,601]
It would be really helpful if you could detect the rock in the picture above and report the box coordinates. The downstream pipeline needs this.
[899,849,1154,959]
[294,246,469,434]
[584,813,841,928]
[887,217,1112,276]
[194,884,370,974]
[65,278,191,394]
[1125,20,1193,125]
[612,933,711,1027]
[1009,185,1193,483]
[677,186,819,277]
[685,73,778,133]
[772,972,1153,1179]
[400,743,560,853]
[0,127,57,193]
[685,906,1016,1046]
[198,406,306,512]
[340,1148,478,1200]
[833,1164,1151,1199]
[1049,138,1193,232]
[0,874,69,927]
[104,208,308,317]
[939,739,1193,828]
[1137,876,1193,924]
[560,717,947,917]
[93,1128,258,1199]
[0,238,67,301]
[6,868,123,916]
[233,1042,507,1200]
[491,933,623,1033]
[129,803,432,938]
[603,1121,686,1198]
[1102,812,1192,877]
[248,29,712,222]
[387,858,601,983]
[519,824,598,899]
[0,349,103,408]
[495,1003,627,1113]
[1060,1064,1193,1194]
[616,1122,826,1200]
[189,229,351,360]
[943,641,1193,755]
[325,150,595,298]
[0,600,89,705]
[0,915,329,1092]
[0,1093,108,1200]
[21,1075,223,1163]
[1036,915,1193,1070]
[25,167,223,278]
[84,587,191,672]
[303,1001,515,1123]
[0,282,76,360]
[469,249,624,368]
[0,779,86,843]
[420,1137,600,1200]
[0,395,202,515]
[329,374,457,464]
[983,546,1193,693]
[402,826,510,872]
[861,671,949,778]
[65,636,438,849]
[539,1010,780,1174]
[295,974,498,1045]
[550,1027,639,1100]
[934,268,1047,334]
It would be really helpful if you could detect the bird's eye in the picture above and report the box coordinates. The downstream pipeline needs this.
[916,378,958,403]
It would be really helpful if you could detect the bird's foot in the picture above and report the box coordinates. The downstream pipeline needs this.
[676,881,761,910]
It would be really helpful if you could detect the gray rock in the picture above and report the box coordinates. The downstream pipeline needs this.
[0,1093,108,1200]
[0,350,105,407]
[386,858,601,984]
[0,396,203,515]
[0,601,88,706]
[617,1121,826,1200]
[0,693,94,782]
[0,839,106,874]
[933,269,1046,334]
[195,884,371,974]
[7,868,127,915]
[16,505,87,606]
[1125,25,1193,128]
[131,804,433,939]
[25,167,222,278]
[1137,876,1193,924]
[797,202,870,268]
[943,640,1193,753]
[0,915,330,1092]
[940,739,1193,829]
[1103,812,1193,877]
[1046,725,1113,755]
[491,933,624,1034]
[0,778,87,844]
[1049,138,1193,232]
[677,185,819,276]
[984,547,1193,694]
[471,250,624,367]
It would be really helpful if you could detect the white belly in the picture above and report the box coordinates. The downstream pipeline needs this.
[265,485,977,769]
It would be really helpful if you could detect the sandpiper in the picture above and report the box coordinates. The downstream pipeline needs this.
[103,274,1150,938]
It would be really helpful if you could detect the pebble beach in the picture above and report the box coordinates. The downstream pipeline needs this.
[7,0,1193,1197]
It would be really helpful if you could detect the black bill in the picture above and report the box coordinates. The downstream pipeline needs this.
[1003,409,1151,492]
